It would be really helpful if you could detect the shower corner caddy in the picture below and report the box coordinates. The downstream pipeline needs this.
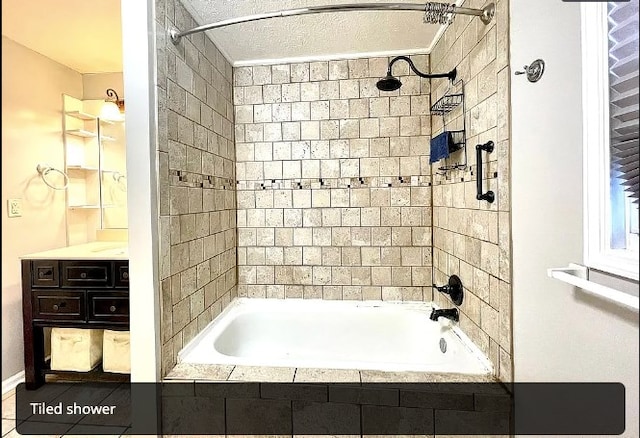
[430,85,468,173]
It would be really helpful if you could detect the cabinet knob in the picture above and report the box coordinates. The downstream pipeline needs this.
[53,304,59,311]
[110,305,117,312]
[122,272,129,279]
[38,269,52,279]
[80,272,87,279]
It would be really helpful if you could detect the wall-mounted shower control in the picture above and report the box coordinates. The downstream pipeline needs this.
[433,275,464,306]
[515,59,545,83]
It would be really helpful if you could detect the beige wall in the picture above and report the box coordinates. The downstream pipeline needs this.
[233,56,433,301]
[511,0,638,434]
[156,0,237,376]
[1,36,83,380]
[82,72,124,101]
[429,0,511,379]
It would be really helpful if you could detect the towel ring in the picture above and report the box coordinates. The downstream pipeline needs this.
[36,164,69,190]
[112,172,127,192]
[112,172,126,183]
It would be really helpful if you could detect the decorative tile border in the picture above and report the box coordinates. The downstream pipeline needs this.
[236,176,433,191]
[170,170,235,190]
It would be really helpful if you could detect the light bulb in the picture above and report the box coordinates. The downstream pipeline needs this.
[100,101,123,122]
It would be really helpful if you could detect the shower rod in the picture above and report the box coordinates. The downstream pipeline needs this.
[169,2,495,44]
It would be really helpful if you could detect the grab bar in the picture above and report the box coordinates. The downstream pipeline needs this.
[475,141,495,203]
[547,263,639,311]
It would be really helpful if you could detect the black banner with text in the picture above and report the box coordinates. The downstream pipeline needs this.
[15,382,625,435]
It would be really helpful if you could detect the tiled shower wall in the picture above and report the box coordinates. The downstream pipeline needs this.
[429,0,512,380]
[233,56,434,301]
[155,0,237,375]
[154,0,512,379]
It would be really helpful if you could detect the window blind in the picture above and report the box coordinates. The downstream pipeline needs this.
[608,0,639,203]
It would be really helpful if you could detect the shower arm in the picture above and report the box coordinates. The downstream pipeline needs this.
[387,55,457,81]
[169,2,496,44]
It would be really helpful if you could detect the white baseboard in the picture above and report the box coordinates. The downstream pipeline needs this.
[2,370,25,395]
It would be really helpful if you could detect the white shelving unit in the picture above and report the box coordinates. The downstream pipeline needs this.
[62,95,127,245]
[68,205,102,210]
[65,110,97,121]
[66,129,98,138]
[66,165,100,171]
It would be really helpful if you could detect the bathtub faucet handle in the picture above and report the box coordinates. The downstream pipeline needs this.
[432,275,464,306]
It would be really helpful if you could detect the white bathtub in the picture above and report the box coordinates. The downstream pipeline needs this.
[178,298,492,375]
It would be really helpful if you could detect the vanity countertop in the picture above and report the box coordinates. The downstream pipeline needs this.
[20,241,128,260]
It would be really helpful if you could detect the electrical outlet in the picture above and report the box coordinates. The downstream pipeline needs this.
[8,198,22,217]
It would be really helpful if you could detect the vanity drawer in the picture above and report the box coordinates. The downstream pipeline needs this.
[87,292,129,323]
[33,290,85,321]
[31,261,59,287]
[114,262,129,288]
[61,261,113,288]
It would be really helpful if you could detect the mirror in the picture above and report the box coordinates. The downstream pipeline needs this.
[62,94,127,245]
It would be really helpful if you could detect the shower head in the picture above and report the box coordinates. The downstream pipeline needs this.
[376,74,402,92]
[377,56,457,93]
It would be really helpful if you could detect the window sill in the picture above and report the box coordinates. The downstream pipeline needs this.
[586,252,639,282]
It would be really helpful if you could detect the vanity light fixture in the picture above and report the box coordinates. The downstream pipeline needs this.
[100,88,125,122]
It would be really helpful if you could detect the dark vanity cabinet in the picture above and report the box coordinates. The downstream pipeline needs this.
[21,259,129,389]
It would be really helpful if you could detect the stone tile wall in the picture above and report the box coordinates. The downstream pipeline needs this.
[233,56,434,301]
[429,0,512,380]
[155,0,237,375]
[154,0,512,381]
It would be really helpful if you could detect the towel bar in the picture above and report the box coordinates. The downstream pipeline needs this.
[547,263,639,311]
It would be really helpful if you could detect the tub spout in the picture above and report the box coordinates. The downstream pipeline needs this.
[430,308,459,322]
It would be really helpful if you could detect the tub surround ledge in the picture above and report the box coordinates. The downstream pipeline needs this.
[164,364,499,383]
[165,363,234,381]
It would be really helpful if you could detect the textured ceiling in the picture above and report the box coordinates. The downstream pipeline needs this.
[180,0,445,65]
[1,0,122,73]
